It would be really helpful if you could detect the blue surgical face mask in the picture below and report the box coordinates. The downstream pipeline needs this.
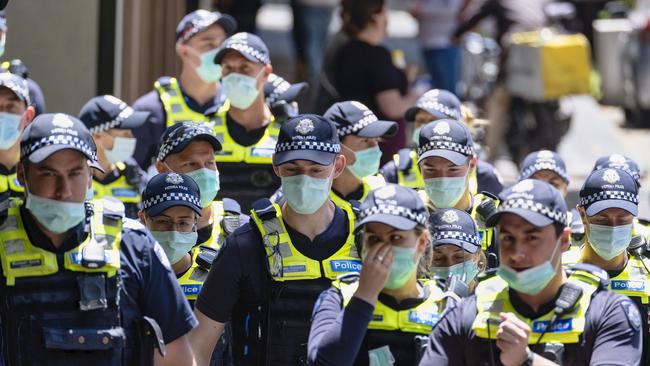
[431,259,480,285]
[150,230,198,264]
[384,246,417,290]
[281,174,331,215]
[348,146,382,179]
[497,240,560,295]
[25,191,86,234]
[186,168,220,208]
[412,127,421,145]
[222,69,264,109]
[424,173,468,208]
[0,112,22,150]
[193,47,222,83]
[588,223,633,261]
[104,136,137,165]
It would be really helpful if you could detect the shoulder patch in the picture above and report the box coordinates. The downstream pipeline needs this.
[621,300,642,331]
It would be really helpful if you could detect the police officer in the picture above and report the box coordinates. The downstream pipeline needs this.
[189,114,360,365]
[420,179,643,365]
[210,32,282,210]
[78,95,149,219]
[132,9,236,170]
[416,118,499,265]
[563,167,650,364]
[308,184,443,365]
[0,113,197,365]
[153,121,247,303]
[323,100,397,210]
[0,73,34,200]
[381,89,502,196]
[517,150,584,246]
[429,208,487,293]
[591,154,650,240]
[0,11,46,115]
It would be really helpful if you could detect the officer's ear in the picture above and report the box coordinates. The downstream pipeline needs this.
[20,106,35,129]
[16,161,26,187]
[560,226,571,252]
[469,155,478,172]
[340,143,356,166]
[577,205,588,225]
[332,154,347,179]
[416,228,429,255]
[137,210,146,224]
[155,160,168,174]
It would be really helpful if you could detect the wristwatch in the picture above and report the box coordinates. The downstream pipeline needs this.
[522,348,535,366]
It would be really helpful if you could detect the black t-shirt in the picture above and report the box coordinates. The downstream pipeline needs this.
[420,284,643,365]
[332,39,408,121]
[195,205,350,323]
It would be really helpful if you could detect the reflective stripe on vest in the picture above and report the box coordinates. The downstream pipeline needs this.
[562,246,650,304]
[211,104,280,164]
[335,278,445,334]
[472,270,599,344]
[0,172,24,195]
[329,175,386,211]
[92,162,141,204]
[250,202,361,281]
[155,77,216,127]
[0,199,122,286]
[395,150,478,194]
[178,201,226,300]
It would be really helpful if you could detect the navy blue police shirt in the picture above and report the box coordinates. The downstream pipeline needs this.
[309,283,434,366]
[419,283,642,365]
[131,82,225,170]
[0,205,198,353]
[195,205,349,323]
[380,158,503,197]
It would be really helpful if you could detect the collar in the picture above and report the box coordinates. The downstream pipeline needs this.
[332,183,365,202]
[508,287,561,319]
[19,204,88,253]
[378,281,430,311]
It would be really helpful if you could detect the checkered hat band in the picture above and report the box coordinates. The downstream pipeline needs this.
[417,100,460,119]
[89,107,134,134]
[22,135,97,161]
[143,192,201,211]
[519,162,568,182]
[337,114,379,137]
[579,190,638,207]
[360,204,428,227]
[417,140,473,157]
[227,42,270,64]
[275,141,341,154]
[158,125,216,161]
[432,230,481,247]
[500,199,568,226]
[267,80,290,105]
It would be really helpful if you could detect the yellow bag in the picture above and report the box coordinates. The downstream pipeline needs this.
[506,29,591,101]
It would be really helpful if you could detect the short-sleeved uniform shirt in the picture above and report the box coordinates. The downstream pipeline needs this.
[420,284,642,365]
[381,159,504,197]
[195,205,350,323]
[0,205,198,362]
[131,81,225,170]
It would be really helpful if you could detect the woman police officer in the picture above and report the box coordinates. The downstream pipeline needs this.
[308,184,484,365]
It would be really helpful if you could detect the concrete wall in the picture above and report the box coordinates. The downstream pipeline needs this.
[4,0,99,114]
